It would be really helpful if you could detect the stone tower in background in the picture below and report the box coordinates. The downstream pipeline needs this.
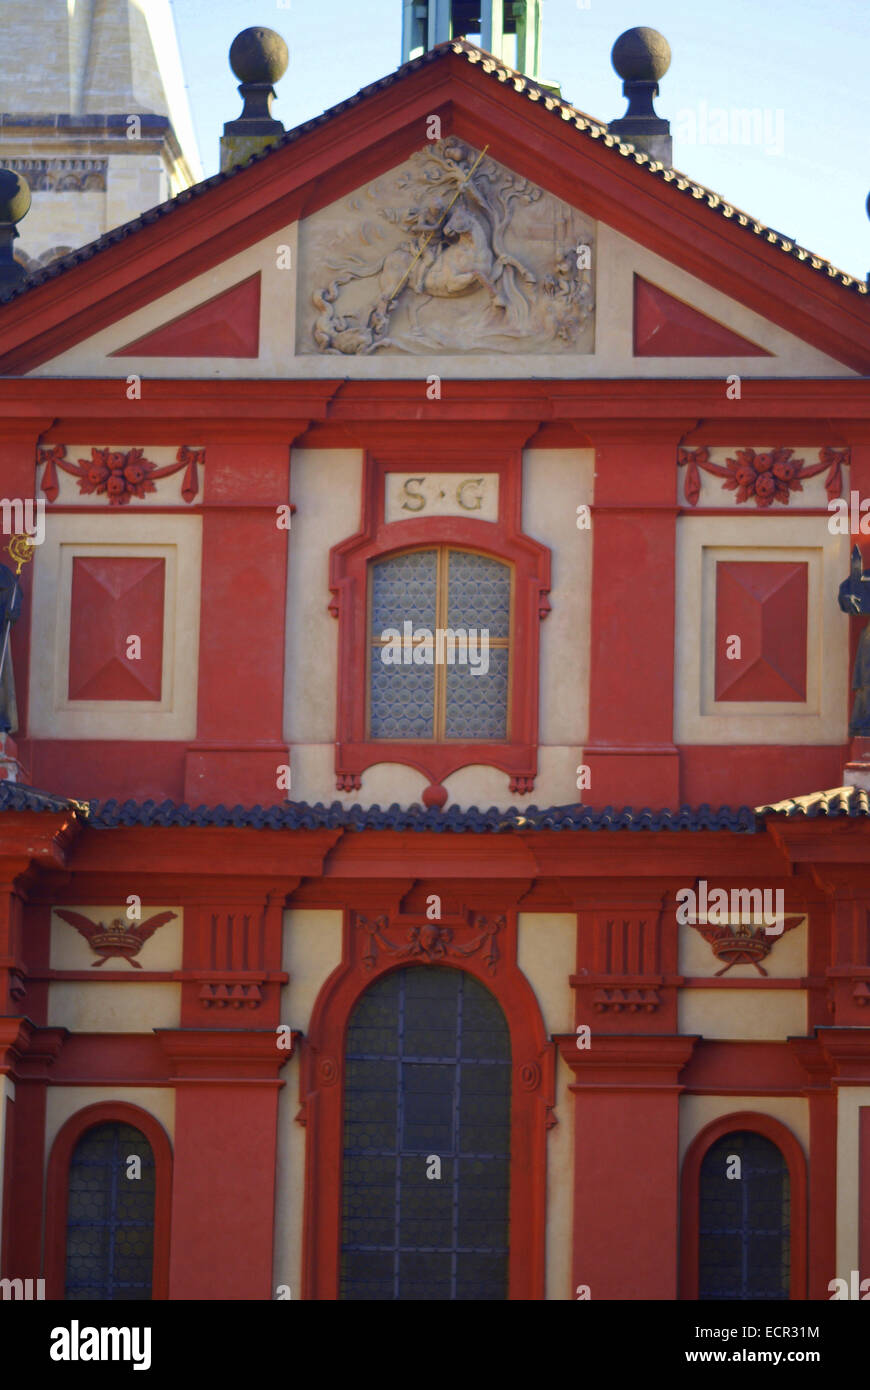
[0,0,201,270]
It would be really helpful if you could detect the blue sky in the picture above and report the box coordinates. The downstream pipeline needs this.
[170,0,869,280]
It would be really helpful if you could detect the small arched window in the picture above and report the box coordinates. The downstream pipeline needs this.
[65,1122,156,1300]
[698,1130,790,1300]
[340,965,512,1300]
[369,547,511,741]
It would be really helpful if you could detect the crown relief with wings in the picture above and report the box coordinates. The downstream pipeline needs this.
[55,910,177,967]
[689,915,803,976]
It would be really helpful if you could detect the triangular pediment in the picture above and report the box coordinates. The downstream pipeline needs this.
[1,42,866,377]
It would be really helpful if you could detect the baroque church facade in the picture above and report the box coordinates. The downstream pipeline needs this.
[1,1,870,1302]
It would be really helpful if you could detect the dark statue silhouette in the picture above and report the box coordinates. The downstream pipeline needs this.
[0,561,22,734]
[838,545,870,737]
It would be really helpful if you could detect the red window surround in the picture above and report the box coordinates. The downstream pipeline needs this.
[299,906,555,1300]
[328,448,551,802]
[679,1111,807,1300]
[44,1101,173,1300]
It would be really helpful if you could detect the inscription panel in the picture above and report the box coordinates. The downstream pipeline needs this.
[385,472,499,523]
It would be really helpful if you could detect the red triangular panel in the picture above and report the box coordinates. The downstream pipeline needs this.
[633,275,772,357]
[111,274,261,358]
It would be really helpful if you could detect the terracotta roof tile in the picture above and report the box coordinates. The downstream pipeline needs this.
[756,786,870,818]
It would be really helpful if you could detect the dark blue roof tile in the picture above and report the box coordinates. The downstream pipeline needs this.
[0,781,762,832]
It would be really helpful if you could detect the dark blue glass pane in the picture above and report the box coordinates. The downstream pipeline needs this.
[65,1123,155,1300]
[340,965,511,1300]
[698,1131,790,1300]
[402,1063,455,1151]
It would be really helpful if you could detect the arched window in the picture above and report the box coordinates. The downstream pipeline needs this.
[45,1102,172,1300]
[369,548,512,741]
[340,965,511,1300]
[698,1131,790,1300]
[64,1122,156,1299]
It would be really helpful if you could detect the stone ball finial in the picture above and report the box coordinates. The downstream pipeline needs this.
[611,27,671,84]
[229,27,289,86]
[0,168,31,226]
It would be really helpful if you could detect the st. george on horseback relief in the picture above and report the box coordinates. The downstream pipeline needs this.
[298,139,595,355]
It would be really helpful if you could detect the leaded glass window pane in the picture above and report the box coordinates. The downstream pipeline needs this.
[368,547,511,741]
[447,550,511,636]
[369,647,436,739]
[340,966,511,1300]
[65,1122,155,1300]
[698,1131,790,1300]
[371,549,438,631]
[444,649,509,739]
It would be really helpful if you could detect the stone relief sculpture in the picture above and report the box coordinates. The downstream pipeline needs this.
[300,139,594,355]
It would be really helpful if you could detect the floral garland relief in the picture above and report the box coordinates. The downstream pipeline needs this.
[38,445,205,506]
[678,446,848,509]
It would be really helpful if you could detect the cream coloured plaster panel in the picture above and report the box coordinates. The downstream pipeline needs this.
[286,744,427,809]
[285,449,362,746]
[30,225,298,378]
[443,747,582,808]
[679,1094,807,1166]
[45,1088,175,1171]
[517,913,576,1036]
[28,511,201,740]
[49,983,181,1032]
[274,909,344,1300]
[835,1089,870,1282]
[281,908,344,1027]
[50,905,182,971]
[517,912,575,1299]
[288,736,582,812]
[679,988,806,1040]
[680,914,807,979]
[524,448,593,748]
[674,516,849,744]
[595,223,854,377]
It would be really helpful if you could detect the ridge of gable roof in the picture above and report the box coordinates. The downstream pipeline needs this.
[1,39,866,310]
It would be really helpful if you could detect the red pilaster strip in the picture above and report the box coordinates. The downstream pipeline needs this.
[185,443,292,805]
[556,1033,696,1299]
[157,1029,291,1300]
[860,1106,870,1288]
[583,427,687,806]
[0,1020,66,1283]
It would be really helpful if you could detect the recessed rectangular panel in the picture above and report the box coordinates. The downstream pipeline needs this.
[68,556,165,701]
[714,560,808,702]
